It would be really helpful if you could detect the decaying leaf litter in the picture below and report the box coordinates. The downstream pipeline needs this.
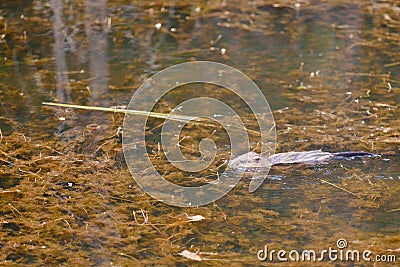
[1,0,400,265]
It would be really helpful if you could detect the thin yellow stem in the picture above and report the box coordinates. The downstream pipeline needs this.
[42,102,204,123]
[42,102,264,137]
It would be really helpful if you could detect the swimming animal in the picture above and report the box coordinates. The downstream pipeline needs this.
[229,150,378,171]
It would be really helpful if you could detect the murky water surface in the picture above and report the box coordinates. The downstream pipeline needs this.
[0,0,399,266]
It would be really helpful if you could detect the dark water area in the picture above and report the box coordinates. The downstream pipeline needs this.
[0,0,399,266]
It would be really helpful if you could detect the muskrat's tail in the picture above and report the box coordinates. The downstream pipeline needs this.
[332,151,379,159]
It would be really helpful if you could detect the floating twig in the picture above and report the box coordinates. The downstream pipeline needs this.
[42,102,264,136]
[8,203,23,217]
[320,179,357,197]
[344,72,391,78]
[387,208,400,213]
[384,61,400,68]
[1,189,21,194]
[43,102,201,123]
[119,252,139,261]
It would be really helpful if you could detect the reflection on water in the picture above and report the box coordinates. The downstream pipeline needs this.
[52,0,71,102]
[84,0,109,103]
[0,0,399,265]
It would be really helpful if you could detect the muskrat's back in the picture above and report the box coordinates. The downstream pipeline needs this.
[229,150,378,171]
[269,150,333,165]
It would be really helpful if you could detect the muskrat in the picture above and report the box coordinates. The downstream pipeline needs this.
[229,150,379,171]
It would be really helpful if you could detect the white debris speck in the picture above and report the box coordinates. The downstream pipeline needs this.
[107,17,111,30]
[220,48,226,55]
[195,7,201,12]
[155,23,162,30]
[170,27,176,32]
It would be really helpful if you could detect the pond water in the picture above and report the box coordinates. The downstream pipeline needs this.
[0,0,399,266]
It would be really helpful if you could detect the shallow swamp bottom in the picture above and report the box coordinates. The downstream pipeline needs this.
[0,0,400,265]
[0,113,399,266]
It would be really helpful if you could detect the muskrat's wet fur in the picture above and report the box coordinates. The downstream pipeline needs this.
[229,150,378,171]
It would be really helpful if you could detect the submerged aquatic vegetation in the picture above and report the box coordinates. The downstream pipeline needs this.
[0,0,399,265]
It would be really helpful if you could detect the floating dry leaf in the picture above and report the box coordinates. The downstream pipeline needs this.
[185,213,206,222]
[178,250,202,261]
